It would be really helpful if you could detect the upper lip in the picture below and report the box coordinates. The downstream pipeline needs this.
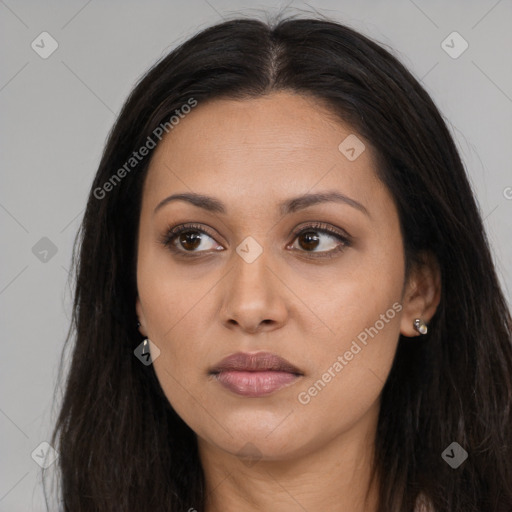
[210,351,303,375]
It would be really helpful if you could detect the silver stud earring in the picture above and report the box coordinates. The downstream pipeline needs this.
[413,318,428,335]
[137,321,141,327]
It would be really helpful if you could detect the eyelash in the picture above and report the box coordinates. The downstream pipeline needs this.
[159,221,352,259]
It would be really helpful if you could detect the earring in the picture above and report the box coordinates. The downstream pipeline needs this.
[137,321,141,327]
[141,338,150,356]
[413,318,428,335]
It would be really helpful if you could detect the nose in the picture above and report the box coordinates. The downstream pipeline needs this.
[218,246,289,334]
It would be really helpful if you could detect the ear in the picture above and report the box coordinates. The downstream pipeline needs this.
[136,295,149,337]
[400,251,442,337]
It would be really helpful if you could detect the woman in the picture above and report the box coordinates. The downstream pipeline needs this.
[45,15,512,512]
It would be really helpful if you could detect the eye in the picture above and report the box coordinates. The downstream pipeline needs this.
[159,221,352,259]
[288,222,351,258]
[159,223,223,256]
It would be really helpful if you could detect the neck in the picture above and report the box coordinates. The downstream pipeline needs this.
[199,402,380,512]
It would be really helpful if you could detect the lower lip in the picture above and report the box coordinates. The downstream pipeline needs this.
[213,370,300,397]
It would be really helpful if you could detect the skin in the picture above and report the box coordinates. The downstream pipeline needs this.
[135,91,441,511]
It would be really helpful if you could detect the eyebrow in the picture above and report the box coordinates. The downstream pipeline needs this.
[153,191,369,217]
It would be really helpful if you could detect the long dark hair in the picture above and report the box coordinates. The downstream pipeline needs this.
[45,14,512,512]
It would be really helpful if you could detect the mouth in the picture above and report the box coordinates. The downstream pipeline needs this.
[209,351,304,397]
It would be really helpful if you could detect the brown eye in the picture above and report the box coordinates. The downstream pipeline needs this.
[177,231,203,251]
[297,231,321,251]
[160,223,222,256]
[289,222,351,258]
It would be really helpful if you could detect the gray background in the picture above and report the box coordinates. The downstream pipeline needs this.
[1,0,511,510]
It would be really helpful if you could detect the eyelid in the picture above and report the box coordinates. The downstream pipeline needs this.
[158,222,222,252]
[286,221,352,259]
[289,221,352,243]
[162,222,218,241]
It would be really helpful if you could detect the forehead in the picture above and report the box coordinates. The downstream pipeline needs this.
[143,92,384,215]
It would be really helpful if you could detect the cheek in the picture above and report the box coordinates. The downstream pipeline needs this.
[295,301,402,439]
[136,256,213,395]
[137,243,216,340]
[140,278,212,425]
[140,281,211,366]
[294,235,404,406]
[294,236,404,348]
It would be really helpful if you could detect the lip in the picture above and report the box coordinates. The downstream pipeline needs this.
[210,351,303,397]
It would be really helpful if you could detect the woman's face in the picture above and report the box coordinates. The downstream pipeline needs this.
[136,91,420,461]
